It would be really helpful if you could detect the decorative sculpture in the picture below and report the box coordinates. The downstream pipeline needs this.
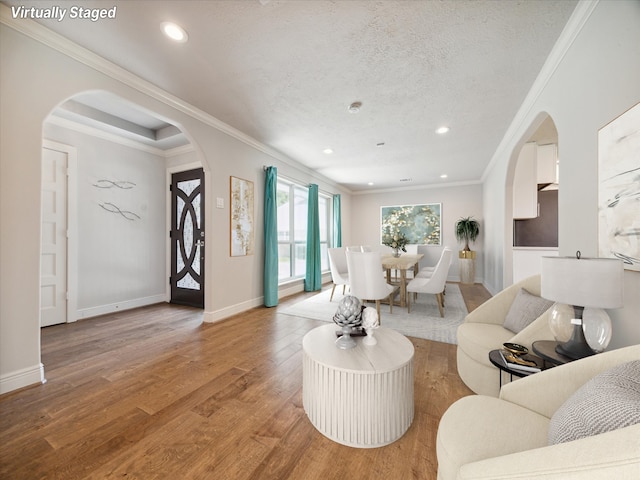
[362,307,380,346]
[333,295,362,349]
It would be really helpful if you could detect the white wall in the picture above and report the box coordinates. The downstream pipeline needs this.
[482,0,640,349]
[0,14,347,393]
[350,183,483,282]
[44,122,167,318]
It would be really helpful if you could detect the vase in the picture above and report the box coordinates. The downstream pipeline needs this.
[458,250,476,284]
[335,325,357,349]
[392,248,401,257]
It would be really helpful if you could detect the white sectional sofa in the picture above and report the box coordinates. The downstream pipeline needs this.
[437,343,640,480]
[456,275,556,397]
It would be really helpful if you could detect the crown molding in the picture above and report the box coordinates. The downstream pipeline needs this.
[0,3,343,190]
[45,115,169,156]
[481,0,599,182]
[352,179,482,196]
[164,143,196,158]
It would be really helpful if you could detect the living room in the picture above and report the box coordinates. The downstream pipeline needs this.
[1,0,639,477]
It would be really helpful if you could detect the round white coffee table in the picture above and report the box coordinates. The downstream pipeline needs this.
[302,324,414,448]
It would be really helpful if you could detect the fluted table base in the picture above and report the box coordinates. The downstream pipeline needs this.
[302,324,414,448]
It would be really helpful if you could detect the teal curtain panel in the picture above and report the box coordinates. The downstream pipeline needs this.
[333,194,342,248]
[305,184,322,291]
[263,166,278,306]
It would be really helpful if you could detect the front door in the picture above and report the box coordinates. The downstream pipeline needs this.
[170,168,205,308]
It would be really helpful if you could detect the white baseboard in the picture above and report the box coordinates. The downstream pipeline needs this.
[0,363,45,395]
[202,277,329,323]
[76,294,166,320]
[203,296,265,323]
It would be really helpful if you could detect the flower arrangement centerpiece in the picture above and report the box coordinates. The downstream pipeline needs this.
[333,295,363,349]
[382,230,409,257]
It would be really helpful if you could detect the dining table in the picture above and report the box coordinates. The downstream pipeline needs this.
[381,253,424,308]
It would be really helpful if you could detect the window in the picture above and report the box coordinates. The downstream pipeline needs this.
[277,179,331,282]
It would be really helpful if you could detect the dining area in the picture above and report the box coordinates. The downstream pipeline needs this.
[327,245,453,321]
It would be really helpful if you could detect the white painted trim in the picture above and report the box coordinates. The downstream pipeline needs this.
[46,116,169,156]
[202,280,320,323]
[76,294,166,320]
[354,179,482,196]
[0,3,344,193]
[481,0,599,183]
[165,143,196,158]
[204,297,265,323]
[41,139,79,324]
[0,363,45,395]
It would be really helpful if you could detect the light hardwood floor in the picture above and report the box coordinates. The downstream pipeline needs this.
[0,282,491,480]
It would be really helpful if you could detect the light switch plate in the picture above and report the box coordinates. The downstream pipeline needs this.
[216,197,224,208]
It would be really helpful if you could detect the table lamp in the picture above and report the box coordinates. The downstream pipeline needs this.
[541,252,623,360]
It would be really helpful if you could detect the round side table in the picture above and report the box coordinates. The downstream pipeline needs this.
[532,340,573,367]
[302,324,414,448]
[488,349,540,389]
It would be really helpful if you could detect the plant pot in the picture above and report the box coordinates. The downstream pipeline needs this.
[459,250,476,284]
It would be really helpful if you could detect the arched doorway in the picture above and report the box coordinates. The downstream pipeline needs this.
[40,90,202,326]
[506,114,559,285]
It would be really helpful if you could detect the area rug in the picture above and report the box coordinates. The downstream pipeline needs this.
[281,284,468,344]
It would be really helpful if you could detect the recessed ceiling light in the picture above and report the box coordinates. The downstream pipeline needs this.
[436,126,450,134]
[368,182,374,186]
[348,102,362,113]
[440,174,448,179]
[323,148,333,155]
[161,22,188,43]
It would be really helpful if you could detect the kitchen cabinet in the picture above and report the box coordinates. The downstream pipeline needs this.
[513,142,558,219]
[513,142,538,219]
[537,143,558,184]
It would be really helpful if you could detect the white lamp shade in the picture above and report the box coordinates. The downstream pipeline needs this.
[541,256,623,309]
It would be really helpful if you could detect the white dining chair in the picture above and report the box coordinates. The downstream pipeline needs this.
[327,247,350,301]
[405,244,419,254]
[401,244,420,280]
[416,247,452,278]
[346,245,371,252]
[406,248,452,317]
[346,250,398,321]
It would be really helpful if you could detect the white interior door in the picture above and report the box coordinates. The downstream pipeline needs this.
[40,146,68,327]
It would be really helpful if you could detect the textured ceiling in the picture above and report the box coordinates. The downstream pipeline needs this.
[10,0,578,191]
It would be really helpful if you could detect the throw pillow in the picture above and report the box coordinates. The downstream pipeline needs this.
[503,288,554,333]
[548,360,640,445]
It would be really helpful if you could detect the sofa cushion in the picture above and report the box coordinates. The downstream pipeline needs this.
[548,360,640,445]
[437,395,549,480]
[503,288,553,333]
[457,322,514,366]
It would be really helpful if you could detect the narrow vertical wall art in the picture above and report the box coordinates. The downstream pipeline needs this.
[230,176,255,256]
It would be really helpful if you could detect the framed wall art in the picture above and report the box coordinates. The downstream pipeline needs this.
[598,102,639,271]
[230,176,255,256]
[381,203,441,246]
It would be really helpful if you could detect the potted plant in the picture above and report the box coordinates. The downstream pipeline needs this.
[454,217,480,284]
